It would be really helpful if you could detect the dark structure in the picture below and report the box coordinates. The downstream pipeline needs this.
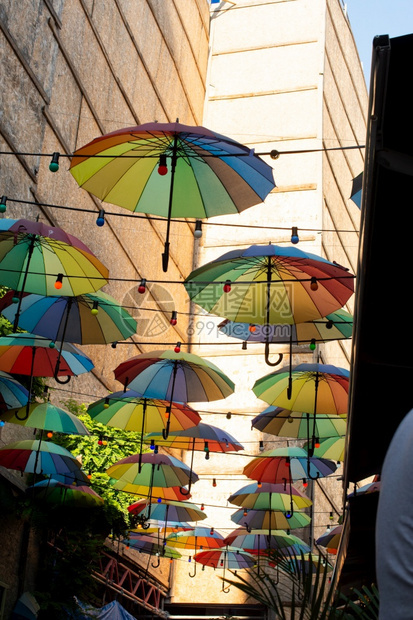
[337,32,413,592]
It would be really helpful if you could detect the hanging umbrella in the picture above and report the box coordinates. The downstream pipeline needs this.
[228,482,312,512]
[132,520,193,535]
[0,219,108,329]
[11,592,40,620]
[194,546,256,570]
[0,333,94,418]
[0,439,83,478]
[127,499,207,526]
[69,121,275,271]
[106,453,199,491]
[1,402,89,435]
[0,370,29,414]
[111,481,192,501]
[223,528,310,555]
[243,446,337,484]
[316,524,343,555]
[304,437,346,462]
[184,244,354,324]
[348,480,381,497]
[253,362,349,452]
[88,390,201,471]
[231,508,311,531]
[122,533,182,560]
[0,290,136,344]
[167,527,225,577]
[218,308,353,345]
[350,172,363,208]
[114,349,234,438]
[28,478,104,508]
[252,407,346,439]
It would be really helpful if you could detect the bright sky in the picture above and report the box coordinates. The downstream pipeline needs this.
[345,0,413,86]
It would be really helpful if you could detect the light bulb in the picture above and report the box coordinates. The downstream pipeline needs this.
[223,280,231,293]
[170,311,177,326]
[291,226,299,244]
[309,339,316,351]
[194,220,202,238]
[96,209,105,227]
[138,278,146,294]
[174,342,181,353]
[49,152,60,172]
[0,196,7,213]
[54,273,63,289]
[158,154,168,175]
[310,277,318,291]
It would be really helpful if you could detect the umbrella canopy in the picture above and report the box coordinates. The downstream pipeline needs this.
[348,480,381,497]
[304,437,346,462]
[0,290,136,344]
[316,524,343,554]
[28,479,104,508]
[106,453,199,489]
[128,499,207,524]
[0,333,94,378]
[252,363,350,415]
[144,422,244,453]
[1,402,89,435]
[111,482,192,501]
[132,520,193,535]
[0,370,29,414]
[166,527,225,550]
[218,308,353,344]
[231,508,311,531]
[184,244,354,325]
[350,172,363,208]
[114,349,235,403]
[0,439,83,477]
[228,482,312,511]
[243,447,337,483]
[122,533,182,559]
[88,391,201,433]
[194,547,256,570]
[69,121,275,271]
[0,218,108,298]
[223,528,310,555]
[252,407,346,439]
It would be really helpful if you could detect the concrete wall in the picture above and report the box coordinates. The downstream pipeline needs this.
[169,0,367,609]
[0,1,209,616]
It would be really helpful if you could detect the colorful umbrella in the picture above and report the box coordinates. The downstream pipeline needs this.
[316,524,343,554]
[227,482,312,512]
[69,121,275,271]
[132,520,193,535]
[304,437,346,462]
[0,370,29,414]
[194,546,256,570]
[167,527,225,577]
[0,439,83,478]
[114,349,234,438]
[88,390,201,471]
[231,508,311,531]
[0,218,108,309]
[0,290,136,344]
[28,478,104,508]
[144,423,244,453]
[348,480,381,497]
[184,244,354,326]
[106,453,199,491]
[223,528,310,555]
[127,499,207,526]
[243,446,337,484]
[218,308,353,345]
[252,407,346,439]
[111,482,192,501]
[122,533,182,560]
[1,402,89,435]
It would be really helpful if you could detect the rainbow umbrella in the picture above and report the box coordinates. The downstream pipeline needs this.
[122,533,182,561]
[231,508,311,531]
[131,521,193,535]
[252,407,346,439]
[106,453,199,491]
[0,370,29,414]
[348,480,381,497]
[223,528,310,555]
[69,121,275,271]
[167,527,225,577]
[243,446,337,484]
[28,478,104,508]
[109,481,192,501]
[0,439,83,478]
[88,390,201,471]
[127,499,207,526]
[194,546,256,570]
[316,524,343,555]
[0,290,136,345]
[1,402,89,435]
[114,349,234,438]
[304,437,346,462]
[0,219,108,330]
[227,482,312,512]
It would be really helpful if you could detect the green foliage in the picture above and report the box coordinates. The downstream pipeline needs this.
[223,549,379,620]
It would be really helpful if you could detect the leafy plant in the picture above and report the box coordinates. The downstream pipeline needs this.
[223,549,379,619]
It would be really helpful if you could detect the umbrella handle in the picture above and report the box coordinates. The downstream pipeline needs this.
[306,457,320,481]
[264,342,283,367]
[54,374,71,384]
[179,485,191,496]
[151,556,161,569]
[189,561,197,578]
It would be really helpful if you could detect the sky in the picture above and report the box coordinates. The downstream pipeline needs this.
[345,0,413,86]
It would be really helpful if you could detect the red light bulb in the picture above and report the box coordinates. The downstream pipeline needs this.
[138,278,146,294]
[223,280,231,293]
